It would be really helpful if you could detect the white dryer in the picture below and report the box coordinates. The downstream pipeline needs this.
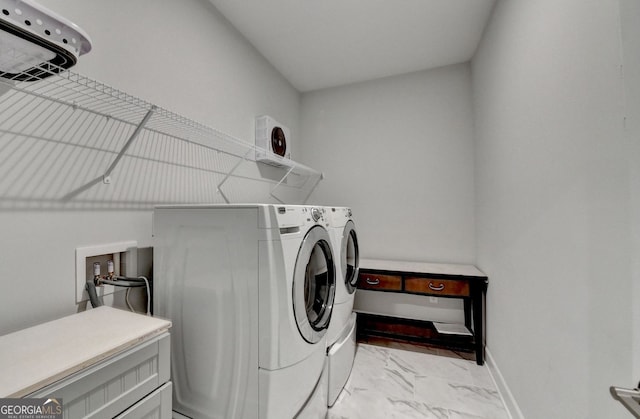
[153,204,336,419]
[325,206,360,406]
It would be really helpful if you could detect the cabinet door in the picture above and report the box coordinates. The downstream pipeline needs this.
[115,382,172,419]
[29,333,170,419]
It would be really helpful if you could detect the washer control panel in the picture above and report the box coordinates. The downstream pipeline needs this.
[274,205,328,228]
[311,207,322,222]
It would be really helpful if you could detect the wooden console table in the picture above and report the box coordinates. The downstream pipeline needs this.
[356,259,488,365]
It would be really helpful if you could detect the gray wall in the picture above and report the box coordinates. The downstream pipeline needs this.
[621,0,640,381]
[0,0,300,336]
[301,64,476,264]
[472,1,635,418]
[41,0,300,141]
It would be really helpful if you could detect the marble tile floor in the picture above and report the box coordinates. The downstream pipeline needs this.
[327,340,510,419]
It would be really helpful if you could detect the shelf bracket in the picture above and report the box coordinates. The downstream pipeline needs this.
[611,386,640,418]
[270,165,324,204]
[102,106,156,184]
[62,106,155,201]
[216,148,254,204]
[302,172,324,204]
[269,164,296,204]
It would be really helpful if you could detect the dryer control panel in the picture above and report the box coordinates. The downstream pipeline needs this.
[274,205,328,229]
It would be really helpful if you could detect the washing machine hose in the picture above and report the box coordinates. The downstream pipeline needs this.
[85,281,103,308]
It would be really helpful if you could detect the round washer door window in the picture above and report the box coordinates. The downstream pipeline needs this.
[293,225,336,344]
[343,220,359,294]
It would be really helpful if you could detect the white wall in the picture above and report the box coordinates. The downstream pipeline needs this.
[0,0,300,335]
[620,0,640,382]
[472,1,633,418]
[300,64,476,263]
[39,0,300,141]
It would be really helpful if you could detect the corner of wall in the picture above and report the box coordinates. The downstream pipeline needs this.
[485,348,526,419]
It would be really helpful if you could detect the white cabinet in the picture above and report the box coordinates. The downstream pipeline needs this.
[0,306,172,419]
[29,333,171,419]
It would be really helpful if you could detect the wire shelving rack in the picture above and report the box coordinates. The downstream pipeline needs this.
[0,63,323,210]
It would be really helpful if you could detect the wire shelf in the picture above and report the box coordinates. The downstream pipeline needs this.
[0,62,322,210]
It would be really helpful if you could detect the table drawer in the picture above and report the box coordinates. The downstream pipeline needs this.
[404,277,469,297]
[358,272,402,291]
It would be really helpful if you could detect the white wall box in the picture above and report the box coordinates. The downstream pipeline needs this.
[255,115,292,165]
[0,307,172,418]
[75,241,138,304]
[0,63,322,209]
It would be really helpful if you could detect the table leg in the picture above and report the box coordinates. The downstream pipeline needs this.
[464,298,472,329]
[472,286,485,365]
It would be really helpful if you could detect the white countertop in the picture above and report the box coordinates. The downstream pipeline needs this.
[359,258,486,278]
[0,306,172,398]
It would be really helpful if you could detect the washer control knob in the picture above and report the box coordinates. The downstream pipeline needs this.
[311,207,322,222]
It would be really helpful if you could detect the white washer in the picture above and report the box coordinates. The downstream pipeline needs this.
[153,204,336,419]
[325,206,360,406]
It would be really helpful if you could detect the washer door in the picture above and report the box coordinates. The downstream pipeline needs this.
[342,220,359,294]
[293,225,336,344]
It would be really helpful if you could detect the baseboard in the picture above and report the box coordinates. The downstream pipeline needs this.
[485,348,526,419]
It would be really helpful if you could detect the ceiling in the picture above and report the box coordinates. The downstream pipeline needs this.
[209,0,496,92]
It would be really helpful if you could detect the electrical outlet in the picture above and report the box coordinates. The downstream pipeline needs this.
[76,241,137,303]
[429,296,438,304]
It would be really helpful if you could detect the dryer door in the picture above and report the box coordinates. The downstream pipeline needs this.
[342,220,360,294]
[293,225,336,344]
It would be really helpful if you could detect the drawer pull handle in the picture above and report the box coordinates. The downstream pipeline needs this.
[365,277,380,285]
[428,282,445,291]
